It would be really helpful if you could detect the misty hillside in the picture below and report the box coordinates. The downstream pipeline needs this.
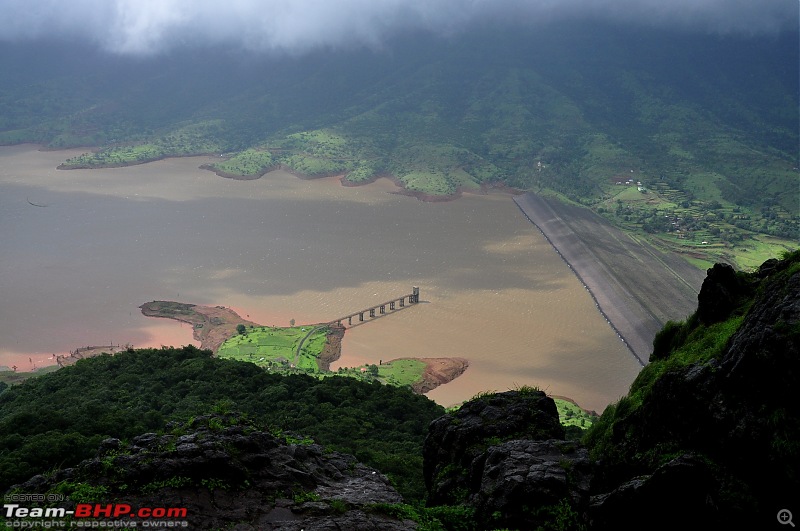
[1,21,797,257]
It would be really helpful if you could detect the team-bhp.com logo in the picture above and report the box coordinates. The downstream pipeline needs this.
[4,503,188,528]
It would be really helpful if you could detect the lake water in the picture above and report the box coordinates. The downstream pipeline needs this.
[0,145,641,412]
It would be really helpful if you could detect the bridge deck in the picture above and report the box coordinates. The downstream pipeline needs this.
[329,288,419,327]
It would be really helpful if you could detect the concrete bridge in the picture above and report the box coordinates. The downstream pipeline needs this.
[330,286,420,328]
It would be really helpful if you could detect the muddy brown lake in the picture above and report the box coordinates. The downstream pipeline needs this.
[0,145,642,411]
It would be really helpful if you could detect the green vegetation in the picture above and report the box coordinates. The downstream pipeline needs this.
[334,359,426,388]
[270,129,356,176]
[598,174,797,270]
[376,359,426,386]
[0,346,444,501]
[213,148,274,177]
[369,503,477,531]
[555,399,597,430]
[585,314,747,464]
[217,325,329,372]
[217,325,433,391]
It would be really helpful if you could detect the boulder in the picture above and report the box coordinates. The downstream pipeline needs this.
[423,389,564,506]
[470,439,592,530]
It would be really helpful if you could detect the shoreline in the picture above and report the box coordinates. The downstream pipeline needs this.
[50,145,521,204]
[204,160,524,203]
[139,301,261,352]
[56,151,222,171]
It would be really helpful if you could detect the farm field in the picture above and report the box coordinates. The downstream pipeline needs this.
[216,325,329,372]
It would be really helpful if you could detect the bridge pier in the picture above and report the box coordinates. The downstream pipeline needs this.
[329,286,421,329]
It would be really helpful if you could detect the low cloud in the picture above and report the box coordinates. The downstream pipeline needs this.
[0,0,796,55]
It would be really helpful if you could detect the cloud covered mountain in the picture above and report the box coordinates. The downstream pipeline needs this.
[1,0,797,55]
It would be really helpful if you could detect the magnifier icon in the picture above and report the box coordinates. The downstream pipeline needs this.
[779,509,795,527]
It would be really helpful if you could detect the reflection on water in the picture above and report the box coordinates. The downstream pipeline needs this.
[0,145,641,411]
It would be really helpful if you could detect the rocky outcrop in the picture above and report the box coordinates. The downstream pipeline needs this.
[423,389,589,529]
[588,254,800,529]
[470,439,592,530]
[696,262,751,324]
[14,414,413,530]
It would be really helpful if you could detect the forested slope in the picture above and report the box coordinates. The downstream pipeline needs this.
[0,346,444,501]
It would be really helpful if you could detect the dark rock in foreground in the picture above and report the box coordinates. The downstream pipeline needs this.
[588,253,800,530]
[423,389,589,529]
[15,414,412,530]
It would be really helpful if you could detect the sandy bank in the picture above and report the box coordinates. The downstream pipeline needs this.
[139,301,260,352]
[408,357,470,394]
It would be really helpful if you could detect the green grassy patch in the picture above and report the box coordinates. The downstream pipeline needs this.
[331,359,426,388]
[554,398,598,429]
[216,325,329,373]
[377,359,426,386]
[272,129,359,176]
[217,326,431,389]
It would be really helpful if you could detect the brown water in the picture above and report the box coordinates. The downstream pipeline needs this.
[0,145,641,411]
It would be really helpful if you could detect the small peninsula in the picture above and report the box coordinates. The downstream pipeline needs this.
[139,300,468,394]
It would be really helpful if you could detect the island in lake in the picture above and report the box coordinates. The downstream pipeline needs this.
[138,300,468,395]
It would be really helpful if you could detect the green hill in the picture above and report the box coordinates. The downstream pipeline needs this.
[0,23,797,267]
[0,346,444,501]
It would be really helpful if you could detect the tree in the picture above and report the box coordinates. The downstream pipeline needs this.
[236,324,247,335]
